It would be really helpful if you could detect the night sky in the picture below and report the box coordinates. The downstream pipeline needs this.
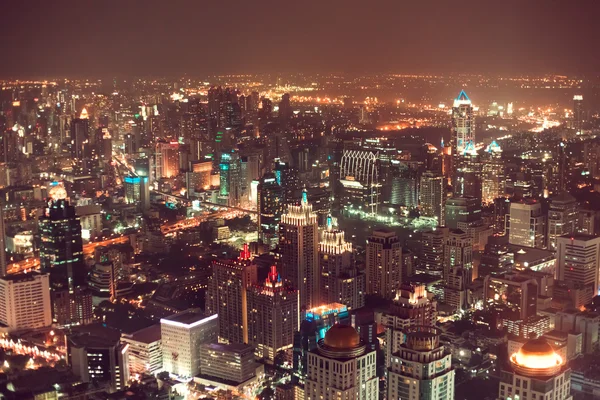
[2,0,600,78]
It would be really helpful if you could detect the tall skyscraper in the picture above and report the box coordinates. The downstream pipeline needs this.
[306,324,378,400]
[556,234,600,306]
[257,173,284,247]
[155,141,179,178]
[483,273,538,320]
[319,218,365,310]
[507,200,547,249]
[39,198,86,324]
[548,193,578,250]
[419,171,445,224]
[481,141,504,204]
[573,94,584,133]
[0,202,6,277]
[279,192,319,309]
[70,108,89,161]
[444,196,481,229]
[339,149,380,214]
[450,90,475,194]
[387,326,455,400]
[501,338,572,400]
[365,229,402,299]
[247,265,299,363]
[205,245,258,344]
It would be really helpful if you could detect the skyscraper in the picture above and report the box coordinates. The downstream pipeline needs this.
[155,140,179,178]
[39,198,86,324]
[420,227,449,276]
[419,171,445,224]
[507,200,547,249]
[443,229,473,282]
[481,141,504,204]
[70,108,89,162]
[556,234,600,306]
[365,229,402,299]
[444,196,481,229]
[247,265,299,363]
[205,245,258,344]
[450,90,475,193]
[306,324,378,400]
[339,149,380,214]
[319,218,365,310]
[0,202,6,277]
[387,326,454,400]
[548,193,578,250]
[257,173,284,247]
[573,94,584,133]
[0,272,52,331]
[501,338,572,400]
[279,192,319,309]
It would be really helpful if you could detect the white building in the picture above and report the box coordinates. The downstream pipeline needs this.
[0,272,51,331]
[556,234,600,299]
[548,193,578,250]
[507,200,547,249]
[121,324,162,377]
[160,310,218,378]
[388,326,455,400]
[306,324,378,400]
[499,337,572,400]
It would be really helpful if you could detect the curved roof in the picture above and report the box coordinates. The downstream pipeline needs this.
[323,324,360,349]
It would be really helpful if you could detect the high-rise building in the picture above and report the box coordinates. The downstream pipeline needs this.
[450,90,475,195]
[339,149,380,214]
[444,196,481,229]
[70,109,89,161]
[573,94,584,133]
[219,151,241,206]
[419,171,445,224]
[160,310,218,378]
[39,198,86,324]
[279,193,319,309]
[443,229,473,282]
[0,202,6,277]
[483,273,538,320]
[274,159,301,206]
[205,245,257,344]
[388,326,454,400]
[319,218,365,310]
[306,324,378,400]
[548,193,578,250]
[0,272,52,332]
[124,175,141,205]
[156,141,179,178]
[87,261,116,302]
[500,338,572,400]
[257,173,284,247]
[121,325,162,378]
[247,265,299,363]
[556,234,600,305]
[507,200,547,249]
[481,141,504,204]
[419,227,449,276]
[366,229,402,299]
[200,343,260,384]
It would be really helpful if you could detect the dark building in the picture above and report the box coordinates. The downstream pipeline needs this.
[257,173,284,247]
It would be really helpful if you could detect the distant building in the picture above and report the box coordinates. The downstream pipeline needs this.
[556,234,600,305]
[199,343,259,384]
[366,229,402,299]
[419,171,445,224]
[0,272,51,331]
[507,200,547,249]
[548,193,578,250]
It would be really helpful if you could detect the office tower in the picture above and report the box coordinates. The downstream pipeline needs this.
[420,227,449,276]
[444,196,481,229]
[507,200,547,249]
[548,193,578,250]
[483,273,538,320]
[555,310,599,354]
[121,325,162,377]
[205,245,257,344]
[0,202,6,277]
[70,109,89,161]
[247,265,299,363]
[444,267,471,311]
[481,141,504,204]
[306,324,378,400]
[39,198,86,324]
[388,327,454,400]
[339,149,380,214]
[578,209,597,235]
[319,219,365,310]
[257,173,284,247]
[200,343,259,384]
[443,229,473,282]
[450,90,475,192]
[87,261,116,302]
[279,93,293,124]
[573,94,584,133]
[160,310,218,378]
[556,234,600,306]
[279,193,319,309]
[0,272,51,331]
[219,151,241,206]
[124,175,141,204]
[68,327,130,393]
[190,161,213,191]
[390,163,418,208]
[366,229,402,299]
[381,284,437,365]
[155,140,179,178]
[501,338,572,400]
[419,171,445,224]
[455,146,482,199]
[274,159,301,206]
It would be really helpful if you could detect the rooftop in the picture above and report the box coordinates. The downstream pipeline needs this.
[161,309,215,328]
[123,324,161,344]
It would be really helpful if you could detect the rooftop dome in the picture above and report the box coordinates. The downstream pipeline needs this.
[510,338,563,377]
[323,324,360,349]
